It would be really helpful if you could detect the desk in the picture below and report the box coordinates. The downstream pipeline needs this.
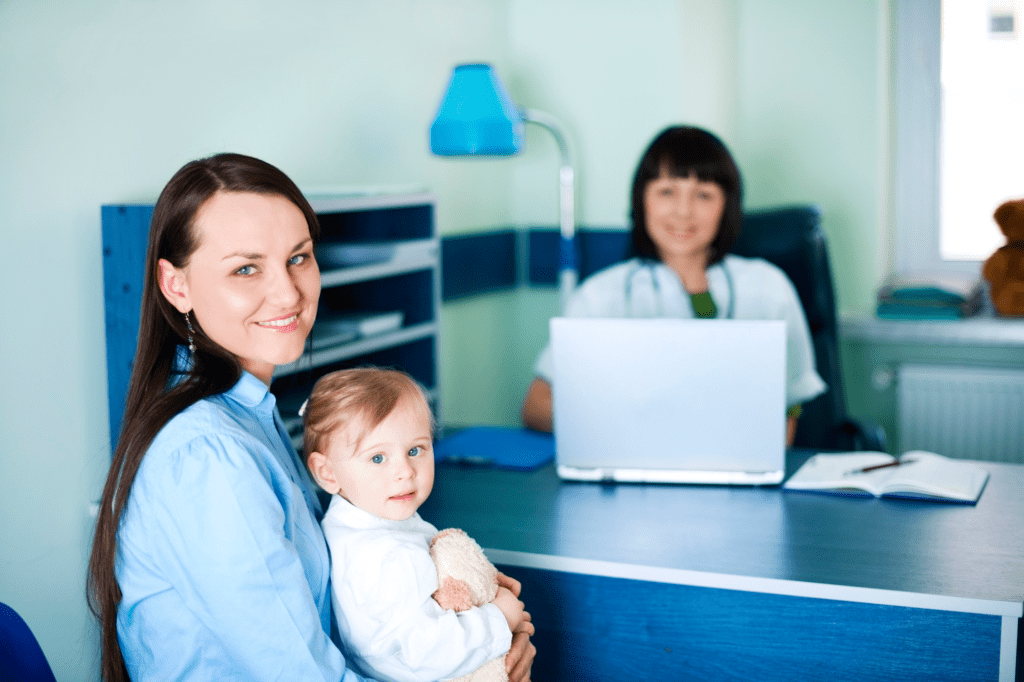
[419,452,1024,681]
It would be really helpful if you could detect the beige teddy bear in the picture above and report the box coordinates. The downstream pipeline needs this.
[429,529,508,682]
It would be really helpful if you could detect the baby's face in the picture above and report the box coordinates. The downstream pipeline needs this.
[325,395,434,521]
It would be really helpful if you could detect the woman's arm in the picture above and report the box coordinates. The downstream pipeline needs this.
[521,378,554,433]
[118,433,368,682]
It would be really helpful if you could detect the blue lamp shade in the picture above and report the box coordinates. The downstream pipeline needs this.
[430,64,524,156]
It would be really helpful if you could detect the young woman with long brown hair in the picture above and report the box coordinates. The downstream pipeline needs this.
[88,153,535,681]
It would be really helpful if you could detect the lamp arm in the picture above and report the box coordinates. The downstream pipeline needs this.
[522,109,577,311]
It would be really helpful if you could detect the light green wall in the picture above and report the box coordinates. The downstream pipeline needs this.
[445,0,891,427]
[735,0,891,318]
[0,2,514,679]
[0,1,893,679]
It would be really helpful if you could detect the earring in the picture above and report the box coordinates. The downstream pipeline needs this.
[184,311,196,353]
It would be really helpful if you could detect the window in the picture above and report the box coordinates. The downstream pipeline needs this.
[895,0,1024,273]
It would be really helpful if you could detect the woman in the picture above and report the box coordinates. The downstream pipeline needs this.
[88,154,535,681]
[522,126,825,444]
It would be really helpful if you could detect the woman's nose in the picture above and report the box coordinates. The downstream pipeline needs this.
[674,193,693,217]
[267,267,302,307]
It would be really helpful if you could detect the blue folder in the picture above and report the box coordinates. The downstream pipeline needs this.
[434,427,555,471]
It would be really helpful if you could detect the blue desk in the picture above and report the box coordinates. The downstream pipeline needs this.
[419,452,1024,681]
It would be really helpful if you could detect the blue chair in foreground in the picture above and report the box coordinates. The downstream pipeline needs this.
[0,603,57,682]
[732,205,886,451]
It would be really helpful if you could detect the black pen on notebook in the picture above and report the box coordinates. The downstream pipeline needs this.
[846,458,918,476]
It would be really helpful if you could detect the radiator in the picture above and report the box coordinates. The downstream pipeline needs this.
[898,364,1024,462]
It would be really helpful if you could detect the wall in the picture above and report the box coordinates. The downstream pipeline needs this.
[735,0,891,317]
[0,1,893,679]
[443,0,890,427]
[0,2,513,679]
[441,0,744,427]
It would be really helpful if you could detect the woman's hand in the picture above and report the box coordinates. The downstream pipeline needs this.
[521,378,554,433]
[496,572,521,597]
[505,614,536,682]
[497,572,535,681]
[786,415,798,447]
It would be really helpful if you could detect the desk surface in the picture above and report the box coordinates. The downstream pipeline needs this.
[419,451,1024,615]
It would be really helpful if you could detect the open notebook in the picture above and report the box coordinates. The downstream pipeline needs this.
[550,317,787,485]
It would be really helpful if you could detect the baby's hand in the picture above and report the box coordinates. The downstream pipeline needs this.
[492,585,526,632]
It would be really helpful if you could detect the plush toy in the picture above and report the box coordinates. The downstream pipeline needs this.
[430,529,508,682]
[983,198,1024,317]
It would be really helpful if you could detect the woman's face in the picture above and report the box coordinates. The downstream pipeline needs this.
[643,172,726,266]
[159,191,321,384]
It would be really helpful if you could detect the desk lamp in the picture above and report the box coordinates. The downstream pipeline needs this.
[430,63,577,311]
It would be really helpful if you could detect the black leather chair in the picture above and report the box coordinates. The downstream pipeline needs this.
[732,205,886,451]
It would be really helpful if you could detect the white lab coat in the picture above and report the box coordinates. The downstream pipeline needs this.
[534,255,827,407]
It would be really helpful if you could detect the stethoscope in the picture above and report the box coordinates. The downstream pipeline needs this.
[624,259,736,319]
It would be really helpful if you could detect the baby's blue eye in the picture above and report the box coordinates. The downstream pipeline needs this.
[408,446,421,457]
[371,454,385,464]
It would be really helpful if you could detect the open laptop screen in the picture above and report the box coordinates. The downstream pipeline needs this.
[550,317,786,485]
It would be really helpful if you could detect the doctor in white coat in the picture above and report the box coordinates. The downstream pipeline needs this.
[522,126,825,445]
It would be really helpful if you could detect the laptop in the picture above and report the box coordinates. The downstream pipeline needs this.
[550,317,786,485]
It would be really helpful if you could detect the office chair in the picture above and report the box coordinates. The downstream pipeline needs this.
[731,205,886,452]
[0,603,57,682]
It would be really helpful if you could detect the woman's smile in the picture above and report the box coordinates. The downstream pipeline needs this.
[256,313,300,331]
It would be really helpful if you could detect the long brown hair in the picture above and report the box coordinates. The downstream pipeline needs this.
[87,153,320,681]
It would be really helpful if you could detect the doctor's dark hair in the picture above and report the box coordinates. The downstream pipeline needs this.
[302,367,434,469]
[628,126,743,267]
[87,153,320,682]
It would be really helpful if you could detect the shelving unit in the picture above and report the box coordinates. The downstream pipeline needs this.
[272,193,440,450]
[101,192,440,456]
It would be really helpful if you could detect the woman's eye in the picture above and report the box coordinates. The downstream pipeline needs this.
[288,253,309,266]
[408,446,421,457]
[234,265,256,276]
[370,454,386,464]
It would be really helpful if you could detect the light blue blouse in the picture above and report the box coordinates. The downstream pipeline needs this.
[115,370,372,681]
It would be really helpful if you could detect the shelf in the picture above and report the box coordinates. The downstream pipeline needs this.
[307,191,435,213]
[318,239,439,287]
[841,315,1024,347]
[274,322,439,378]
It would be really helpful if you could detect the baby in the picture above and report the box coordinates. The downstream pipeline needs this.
[303,367,525,682]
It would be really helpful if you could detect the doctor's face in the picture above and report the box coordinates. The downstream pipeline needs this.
[643,172,726,266]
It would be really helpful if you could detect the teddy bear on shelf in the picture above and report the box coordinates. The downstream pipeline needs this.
[430,528,509,682]
[983,198,1024,317]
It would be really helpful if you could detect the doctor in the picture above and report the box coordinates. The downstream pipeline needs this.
[521,126,826,445]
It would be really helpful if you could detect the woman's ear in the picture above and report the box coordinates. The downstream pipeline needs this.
[306,451,341,495]
[158,258,192,314]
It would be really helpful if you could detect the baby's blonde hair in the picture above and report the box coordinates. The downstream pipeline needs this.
[302,367,433,464]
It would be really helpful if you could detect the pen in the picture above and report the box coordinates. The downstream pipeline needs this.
[846,458,917,475]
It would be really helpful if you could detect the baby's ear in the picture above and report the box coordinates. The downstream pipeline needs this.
[306,452,341,494]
